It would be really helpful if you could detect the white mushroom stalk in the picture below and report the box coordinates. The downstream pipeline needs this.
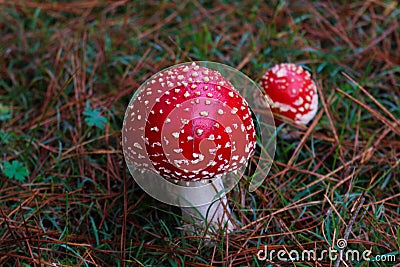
[179,178,234,232]
[122,62,257,234]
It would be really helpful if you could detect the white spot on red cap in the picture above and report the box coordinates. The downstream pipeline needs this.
[225,127,232,133]
[163,136,169,145]
[276,67,287,77]
[293,97,304,106]
[133,142,143,150]
[173,148,183,153]
[209,148,218,154]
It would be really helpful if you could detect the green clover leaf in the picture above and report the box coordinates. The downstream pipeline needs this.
[3,160,29,182]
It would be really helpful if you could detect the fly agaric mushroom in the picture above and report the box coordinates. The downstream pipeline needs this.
[122,62,257,232]
[259,63,318,125]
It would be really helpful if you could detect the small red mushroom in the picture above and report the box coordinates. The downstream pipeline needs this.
[122,62,257,231]
[259,63,318,125]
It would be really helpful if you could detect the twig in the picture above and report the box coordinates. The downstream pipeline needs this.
[333,197,365,267]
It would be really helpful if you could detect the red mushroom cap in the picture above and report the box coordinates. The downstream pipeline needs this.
[259,63,318,125]
[123,63,256,181]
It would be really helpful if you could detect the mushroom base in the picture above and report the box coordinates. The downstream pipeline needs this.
[178,177,234,234]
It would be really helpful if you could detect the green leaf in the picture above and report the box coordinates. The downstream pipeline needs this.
[3,160,29,182]
[83,107,108,129]
[0,130,16,145]
[0,103,12,121]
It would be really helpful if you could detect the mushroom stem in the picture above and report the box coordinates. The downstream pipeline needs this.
[179,177,234,233]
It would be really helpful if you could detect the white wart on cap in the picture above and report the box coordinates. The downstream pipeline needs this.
[122,63,257,181]
[259,63,318,125]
